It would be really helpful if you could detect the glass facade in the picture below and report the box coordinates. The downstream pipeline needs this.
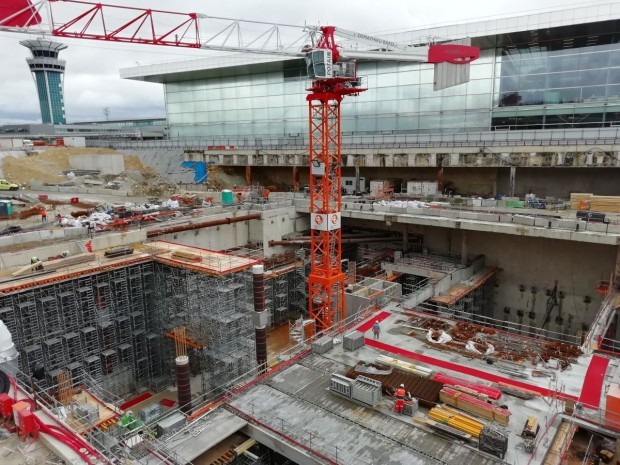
[34,71,65,125]
[22,40,67,125]
[165,50,495,139]
[163,19,620,138]
[493,20,620,130]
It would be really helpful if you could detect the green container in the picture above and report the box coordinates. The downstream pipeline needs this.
[221,189,234,205]
[0,201,12,217]
[506,200,524,208]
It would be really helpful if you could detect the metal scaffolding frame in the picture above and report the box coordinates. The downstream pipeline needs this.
[0,262,166,397]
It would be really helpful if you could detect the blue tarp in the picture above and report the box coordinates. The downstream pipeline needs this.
[181,161,208,184]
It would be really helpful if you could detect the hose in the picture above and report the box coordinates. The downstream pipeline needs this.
[6,375,99,463]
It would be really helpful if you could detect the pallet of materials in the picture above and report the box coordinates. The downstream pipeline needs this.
[589,195,620,213]
[497,381,538,399]
[425,418,473,441]
[428,405,484,438]
[433,372,502,400]
[439,387,510,426]
[375,355,433,378]
[569,193,592,210]
[479,425,509,460]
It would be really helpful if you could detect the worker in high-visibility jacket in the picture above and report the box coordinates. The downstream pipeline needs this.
[394,384,406,414]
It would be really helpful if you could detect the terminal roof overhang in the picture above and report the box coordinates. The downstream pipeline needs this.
[121,54,293,83]
[121,3,620,84]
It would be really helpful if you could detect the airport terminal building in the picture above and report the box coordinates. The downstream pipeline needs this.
[122,4,620,141]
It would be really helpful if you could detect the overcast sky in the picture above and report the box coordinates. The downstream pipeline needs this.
[0,0,601,124]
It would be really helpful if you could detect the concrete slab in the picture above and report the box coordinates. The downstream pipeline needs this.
[165,409,247,462]
[476,213,500,222]
[553,219,578,230]
[534,218,550,228]
[458,211,478,220]
[513,215,536,226]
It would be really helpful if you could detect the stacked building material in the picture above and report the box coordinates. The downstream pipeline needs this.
[589,195,620,213]
[344,362,443,408]
[428,405,484,438]
[312,336,333,354]
[570,193,620,212]
[478,425,509,460]
[569,193,592,210]
[439,387,510,426]
[351,376,382,407]
[375,355,433,378]
[343,331,365,351]
[433,373,501,400]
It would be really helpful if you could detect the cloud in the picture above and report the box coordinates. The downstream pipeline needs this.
[0,0,594,123]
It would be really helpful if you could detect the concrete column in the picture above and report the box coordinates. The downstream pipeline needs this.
[461,231,468,266]
[245,165,252,186]
[509,166,516,197]
[437,166,444,194]
[175,356,192,414]
[402,225,409,251]
[293,166,300,192]
[252,265,268,374]
[354,165,361,194]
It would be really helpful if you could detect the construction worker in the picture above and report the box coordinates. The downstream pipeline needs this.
[394,383,406,414]
[40,207,47,223]
[372,320,381,340]
[30,256,43,271]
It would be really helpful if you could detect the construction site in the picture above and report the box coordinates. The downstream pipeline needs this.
[1,1,620,465]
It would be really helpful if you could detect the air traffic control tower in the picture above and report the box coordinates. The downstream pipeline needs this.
[20,39,68,124]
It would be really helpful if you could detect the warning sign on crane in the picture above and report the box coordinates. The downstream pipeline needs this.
[311,212,341,231]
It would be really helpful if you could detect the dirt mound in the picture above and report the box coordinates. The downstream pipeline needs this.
[206,166,246,190]
[1,148,173,195]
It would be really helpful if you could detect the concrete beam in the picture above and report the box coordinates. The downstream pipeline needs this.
[336,209,620,245]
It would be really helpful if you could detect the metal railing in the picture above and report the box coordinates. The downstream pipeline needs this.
[86,127,620,150]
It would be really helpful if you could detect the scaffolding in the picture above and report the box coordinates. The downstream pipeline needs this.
[0,262,166,397]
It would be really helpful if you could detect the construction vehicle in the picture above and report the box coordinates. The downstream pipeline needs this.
[0,1,479,333]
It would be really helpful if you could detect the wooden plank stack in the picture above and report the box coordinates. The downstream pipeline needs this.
[570,193,620,212]
[590,195,620,213]
[440,387,511,426]
[569,193,592,210]
[428,405,484,437]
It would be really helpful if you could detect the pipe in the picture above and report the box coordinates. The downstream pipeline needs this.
[269,236,403,246]
[277,233,396,241]
[146,214,260,238]
[252,265,268,374]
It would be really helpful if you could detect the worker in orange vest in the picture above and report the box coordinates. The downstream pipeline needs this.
[394,383,406,414]
[40,208,47,223]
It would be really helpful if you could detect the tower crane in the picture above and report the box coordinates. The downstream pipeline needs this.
[1,0,479,333]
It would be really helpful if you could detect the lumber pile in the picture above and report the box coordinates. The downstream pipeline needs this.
[439,387,510,426]
[375,355,433,378]
[570,193,620,213]
[497,381,539,399]
[569,193,592,210]
[433,372,502,400]
[590,195,620,213]
[170,250,203,262]
[428,405,484,438]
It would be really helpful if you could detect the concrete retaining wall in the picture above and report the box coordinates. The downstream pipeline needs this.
[69,154,124,175]
[90,230,147,251]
